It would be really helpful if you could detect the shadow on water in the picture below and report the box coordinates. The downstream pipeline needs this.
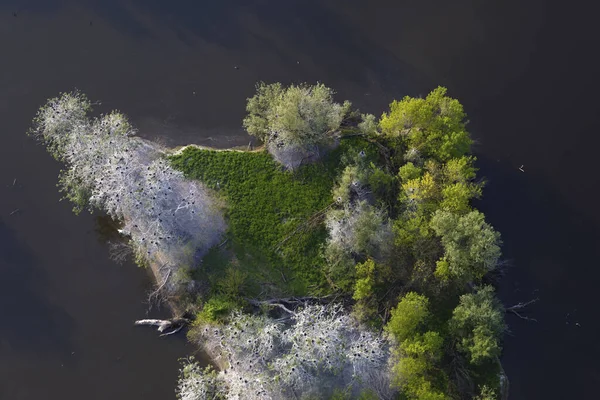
[84,0,423,95]
[475,155,600,399]
[93,214,124,244]
[0,219,74,354]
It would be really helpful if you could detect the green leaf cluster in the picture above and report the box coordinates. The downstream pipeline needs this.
[449,286,505,364]
[430,211,501,283]
[385,293,449,399]
[380,86,471,162]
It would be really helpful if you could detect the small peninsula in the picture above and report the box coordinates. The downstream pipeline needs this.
[29,83,511,400]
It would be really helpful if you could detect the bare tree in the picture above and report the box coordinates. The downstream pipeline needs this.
[325,200,393,262]
[181,304,395,400]
[30,91,226,296]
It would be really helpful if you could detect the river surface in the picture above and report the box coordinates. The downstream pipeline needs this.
[0,1,598,399]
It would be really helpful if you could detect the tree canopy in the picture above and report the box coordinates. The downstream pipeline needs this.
[449,286,506,364]
[385,292,430,342]
[243,82,345,168]
[379,86,472,162]
[430,210,502,283]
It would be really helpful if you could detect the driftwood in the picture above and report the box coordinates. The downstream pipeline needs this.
[134,317,190,337]
[506,298,539,322]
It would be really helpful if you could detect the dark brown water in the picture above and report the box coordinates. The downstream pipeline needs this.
[1,0,598,399]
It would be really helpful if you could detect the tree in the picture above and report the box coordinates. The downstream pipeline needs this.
[439,182,481,214]
[30,91,227,295]
[391,332,448,400]
[325,201,393,288]
[243,82,345,169]
[430,210,501,283]
[184,304,395,400]
[449,286,505,364]
[474,385,497,400]
[398,162,423,182]
[385,292,430,343]
[401,172,440,215]
[332,165,369,204]
[443,156,477,184]
[358,113,379,136]
[353,259,376,301]
[439,156,481,214]
[385,294,448,399]
[379,87,471,162]
[177,361,225,400]
[243,82,284,142]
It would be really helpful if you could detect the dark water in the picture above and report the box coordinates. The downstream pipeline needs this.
[1,1,598,399]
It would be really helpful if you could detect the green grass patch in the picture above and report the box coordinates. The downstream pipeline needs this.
[170,137,380,298]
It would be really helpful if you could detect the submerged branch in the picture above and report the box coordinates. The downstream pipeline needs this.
[506,298,539,322]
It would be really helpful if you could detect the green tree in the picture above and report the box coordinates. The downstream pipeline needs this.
[242,82,283,142]
[243,82,345,165]
[358,113,379,136]
[332,165,365,204]
[440,182,481,214]
[449,286,505,364]
[391,331,448,399]
[474,385,497,400]
[379,87,471,162]
[398,162,423,182]
[195,295,241,324]
[367,163,395,202]
[402,172,441,215]
[353,259,376,301]
[430,210,501,283]
[385,292,430,342]
[443,156,477,183]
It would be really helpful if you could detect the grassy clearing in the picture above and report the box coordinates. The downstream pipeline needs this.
[170,137,380,299]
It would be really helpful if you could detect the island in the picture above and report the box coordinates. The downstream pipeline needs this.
[29,83,512,400]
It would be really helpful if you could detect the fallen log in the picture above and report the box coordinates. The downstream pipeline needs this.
[134,317,190,336]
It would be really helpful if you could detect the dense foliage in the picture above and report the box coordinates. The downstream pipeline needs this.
[379,87,471,162]
[172,85,507,399]
[31,85,509,400]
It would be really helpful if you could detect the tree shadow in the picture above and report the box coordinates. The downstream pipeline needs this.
[474,155,600,398]
[82,0,424,94]
[0,219,74,356]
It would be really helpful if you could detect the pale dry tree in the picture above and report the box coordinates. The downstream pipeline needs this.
[180,304,395,400]
[30,91,226,295]
[243,82,345,169]
[177,360,225,400]
[325,200,393,262]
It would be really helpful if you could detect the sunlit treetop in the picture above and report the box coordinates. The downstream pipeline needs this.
[379,86,472,162]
